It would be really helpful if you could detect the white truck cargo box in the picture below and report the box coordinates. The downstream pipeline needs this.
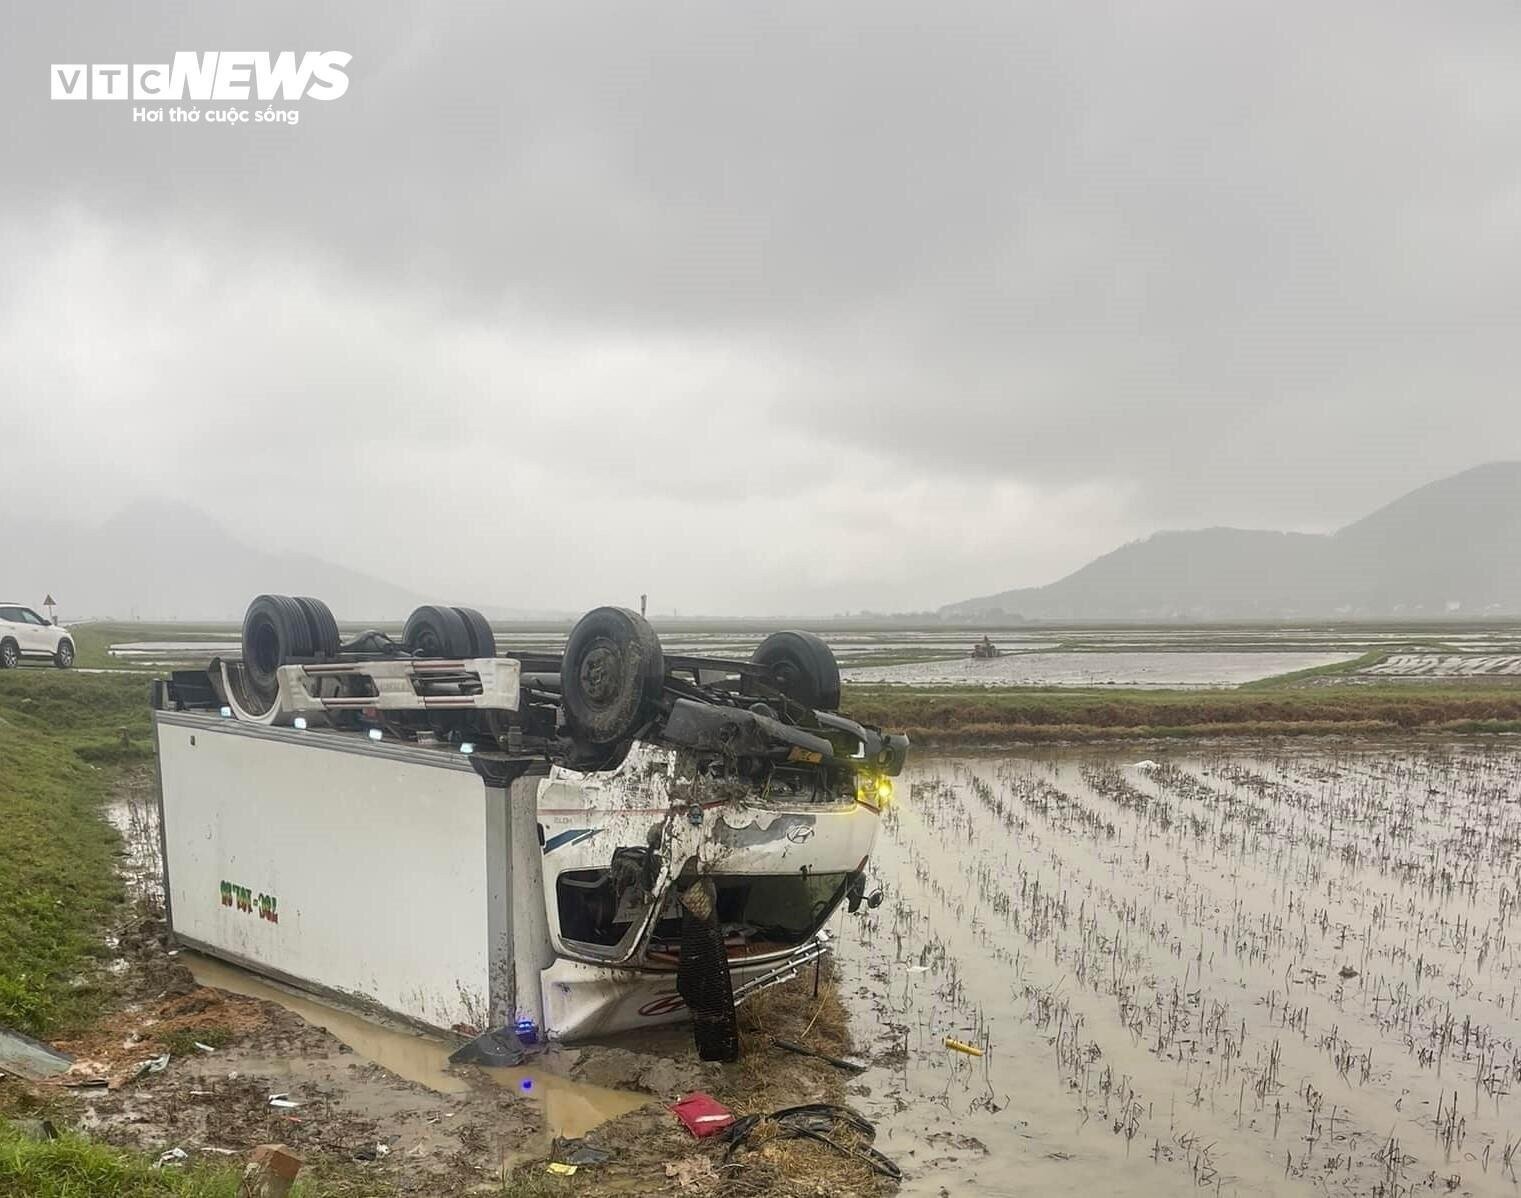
[153,711,549,1032]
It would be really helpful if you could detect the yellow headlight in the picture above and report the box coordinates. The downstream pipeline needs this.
[875,776,893,804]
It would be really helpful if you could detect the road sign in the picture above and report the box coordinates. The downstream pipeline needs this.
[44,594,56,607]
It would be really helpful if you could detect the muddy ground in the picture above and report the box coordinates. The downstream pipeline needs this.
[2,768,899,1197]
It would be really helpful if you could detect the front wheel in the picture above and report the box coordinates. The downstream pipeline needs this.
[54,639,74,669]
[0,640,17,669]
[561,606,665,746]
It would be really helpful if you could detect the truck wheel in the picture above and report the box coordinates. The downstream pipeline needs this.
[451,606,497,657]
[0,639,17,670]
[404,605,472,658]
[294,596,341,658]
[53,639,74,669]
[751,630,841,711]
[242,595,314,695]
[561,607,664,746]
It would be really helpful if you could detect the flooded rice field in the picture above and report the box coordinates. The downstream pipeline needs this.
[106,622,1521,687]
[835,744,1521,1196]
[107,623,1521,687]
[1366,657,1521,679]
[840,650,1357,687]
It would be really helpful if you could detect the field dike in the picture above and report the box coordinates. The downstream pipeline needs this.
[844,680,1521,746]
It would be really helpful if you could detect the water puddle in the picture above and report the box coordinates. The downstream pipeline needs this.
[186,953,646,1139]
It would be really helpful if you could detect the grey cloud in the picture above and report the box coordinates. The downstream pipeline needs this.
[3,2,1520,612]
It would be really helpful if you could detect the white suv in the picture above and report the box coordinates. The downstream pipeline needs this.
[0,604,74,669]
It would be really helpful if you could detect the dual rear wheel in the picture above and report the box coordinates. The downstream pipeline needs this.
[401,605,496,658]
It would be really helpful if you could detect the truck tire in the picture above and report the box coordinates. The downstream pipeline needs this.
[53,639,74,669]
[451,606,497,657]
[561,607,664,746]
[751,630,841,711]
[0,639,17,670]
[241,594,314,695]
[404,605,472,658]
[294,596,341,659]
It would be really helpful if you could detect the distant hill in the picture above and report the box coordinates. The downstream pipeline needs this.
[0,499,534,622]
[943,462,1521,622]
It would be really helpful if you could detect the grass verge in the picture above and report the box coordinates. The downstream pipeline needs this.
[0,1122,259,1198]
[0,1120,403,1198]
[0,671,151,1035]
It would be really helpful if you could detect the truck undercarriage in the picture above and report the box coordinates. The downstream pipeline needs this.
[152,596,907,1061]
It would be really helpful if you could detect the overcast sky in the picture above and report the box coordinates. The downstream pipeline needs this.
[4,3,1520,615]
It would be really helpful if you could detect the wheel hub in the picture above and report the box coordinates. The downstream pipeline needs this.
[579,641,621,706]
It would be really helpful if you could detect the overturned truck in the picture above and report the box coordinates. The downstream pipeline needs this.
[150,597,907,1061]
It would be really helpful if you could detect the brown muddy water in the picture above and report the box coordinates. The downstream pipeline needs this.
[184,954,646,1141]
[834,745,1521,1197]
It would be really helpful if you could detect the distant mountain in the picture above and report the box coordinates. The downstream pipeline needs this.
[943,462,1521,622]
[0,499,506,622]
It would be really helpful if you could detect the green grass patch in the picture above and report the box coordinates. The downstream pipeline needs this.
[0,1125,242,1197]
[0,1120,567,1196]
[0,1123,396,1197]
[1239,648,1394,688]
[0,672,151,1036]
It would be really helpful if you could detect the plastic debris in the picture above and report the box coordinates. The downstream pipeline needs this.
[448,1026,526,1068]
[132,1053,171,1081]
[551,1136,613,1166]
[944,1037,984,1057]
[0,1025,72,1080]
[155,1148,188,1168]
[193,1041,217,1054]
[669,1091,735,1138]
[546,1162,578,1176]
[267,1093,302,1109]
[1131,759,1160,771]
